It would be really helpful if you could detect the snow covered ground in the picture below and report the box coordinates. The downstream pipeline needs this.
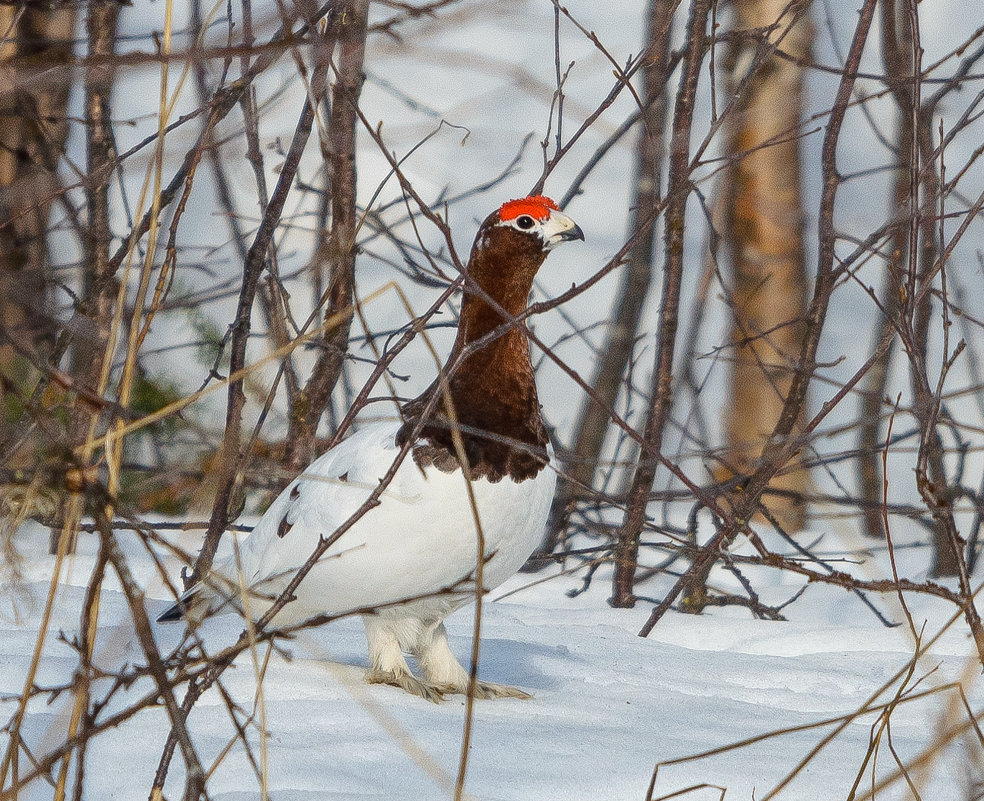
[4,0,984,799]
[2,515,983,800]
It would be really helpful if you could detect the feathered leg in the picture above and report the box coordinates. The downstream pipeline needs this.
[362,615,445,703]
[417,622,532,700]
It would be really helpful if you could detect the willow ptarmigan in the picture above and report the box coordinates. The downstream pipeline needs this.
[158,196,583,701]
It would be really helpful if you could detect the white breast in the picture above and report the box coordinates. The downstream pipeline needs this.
[217,421,555,626]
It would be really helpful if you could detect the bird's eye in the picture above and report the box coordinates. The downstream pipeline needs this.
[515,215,535,230]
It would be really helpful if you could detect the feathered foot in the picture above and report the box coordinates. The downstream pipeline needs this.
[418,622,533,700]
[365,667,446,704]
[434,679,533,700]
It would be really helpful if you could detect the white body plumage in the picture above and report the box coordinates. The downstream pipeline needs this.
[170,420,555,700]
[219,420,555,623]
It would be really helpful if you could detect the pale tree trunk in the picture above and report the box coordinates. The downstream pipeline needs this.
[721,0,811,533]
[0,7,75,459]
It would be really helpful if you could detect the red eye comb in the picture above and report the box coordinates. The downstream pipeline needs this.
[499,195,559,222]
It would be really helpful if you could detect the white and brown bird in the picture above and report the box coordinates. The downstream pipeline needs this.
[158,195,583,701]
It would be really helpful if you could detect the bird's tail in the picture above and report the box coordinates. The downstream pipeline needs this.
[156,586,204,623]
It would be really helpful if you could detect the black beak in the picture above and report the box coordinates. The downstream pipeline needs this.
[559,223,585,242]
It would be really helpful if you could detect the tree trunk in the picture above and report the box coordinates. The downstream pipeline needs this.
[721,0,811,534]
[531,0,676,566]
[283,0,369,474]
[69,2,122,447]
[188,3,351,587]
[46,0,122,555]
[857,0,959,576]
[0,7,75,458]
[857,0,911,541]
[610,0,712,607]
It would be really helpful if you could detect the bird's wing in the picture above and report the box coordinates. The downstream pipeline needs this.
[203,419,553,623]
[229,420,408,593]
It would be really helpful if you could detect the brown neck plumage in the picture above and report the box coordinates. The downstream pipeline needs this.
[446,239,542,405]
[399,224,550,482]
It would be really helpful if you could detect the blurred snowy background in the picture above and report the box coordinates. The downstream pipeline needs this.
[3,0,984,798]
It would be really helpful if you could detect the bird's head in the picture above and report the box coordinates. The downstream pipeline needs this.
[474,195,584,256]
[465,196,583,307]
[493,195,584,251]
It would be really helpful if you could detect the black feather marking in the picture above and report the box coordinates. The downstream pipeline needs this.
[156,588,200,623]
[277,516,293,539]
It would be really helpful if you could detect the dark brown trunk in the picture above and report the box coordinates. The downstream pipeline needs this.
[0,7,75,458]
[284,0,369,475]
[533,0,677,566]
[611,0,711,607]
[49,0,121,554]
